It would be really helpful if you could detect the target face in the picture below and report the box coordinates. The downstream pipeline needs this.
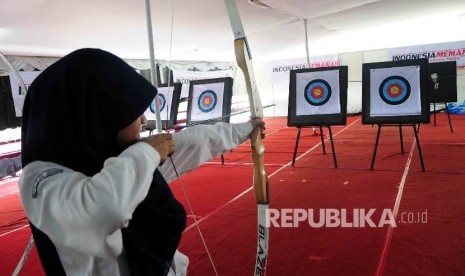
[198,90,217,112]
[379,76,411,105]
[149,94,166,113]
[304,79,332,106]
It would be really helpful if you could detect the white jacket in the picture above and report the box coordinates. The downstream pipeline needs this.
[19,122,252,276]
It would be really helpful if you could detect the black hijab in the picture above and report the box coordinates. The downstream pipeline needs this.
[22,48,186,275]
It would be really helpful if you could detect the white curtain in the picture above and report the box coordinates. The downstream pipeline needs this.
[1,55,236,75]
[0,56,60,76]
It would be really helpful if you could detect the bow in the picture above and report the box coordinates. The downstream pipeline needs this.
[223,1,270,275]
[0,52,29,99]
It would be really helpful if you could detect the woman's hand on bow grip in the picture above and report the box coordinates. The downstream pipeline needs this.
[250,118,266,139]
[142,133,176,165]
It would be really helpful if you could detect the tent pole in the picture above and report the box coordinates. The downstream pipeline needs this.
[145,0,163,133]
[303,19,317,135]
[303,19,310,65]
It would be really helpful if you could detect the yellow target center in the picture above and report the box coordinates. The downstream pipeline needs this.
[314,89,322,96]
[205,98,211,105]
[390,87,399,95]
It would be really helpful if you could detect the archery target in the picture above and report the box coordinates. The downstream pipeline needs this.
[379,76,411,105]
[198,90,217,112]
[370,66,421,116]
[144,86,175,120]
[190,82,224,122]
[296,70,341,116]
[150,93,166,113]
[304,79,332,106]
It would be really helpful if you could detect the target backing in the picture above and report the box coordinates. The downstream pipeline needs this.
[288,66,348,127]
[143,82,182,130]
[362,59,429,124]
[187,77,233,125]
[427,61,457,103]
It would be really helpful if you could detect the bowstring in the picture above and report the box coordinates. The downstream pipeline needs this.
[166,1,219,275]
[169,157,219,276]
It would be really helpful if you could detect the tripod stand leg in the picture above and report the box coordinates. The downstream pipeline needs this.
[445,102,453,133]
[320,126,326,154]
[413,124,425,172]
[371,124,382,170]
[399,124,404,154]
[292,127,302,167]
[328,126,337,168]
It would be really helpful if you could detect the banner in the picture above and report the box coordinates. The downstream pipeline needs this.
[172,69,233,98]
[388,41,465,67]
[9,71,42,117]
[270,54,340,84]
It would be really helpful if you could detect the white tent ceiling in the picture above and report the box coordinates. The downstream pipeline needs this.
[1,0,465,62]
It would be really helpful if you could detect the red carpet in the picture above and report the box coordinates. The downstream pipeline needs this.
[383,115,465,276]
[1,114,464,275]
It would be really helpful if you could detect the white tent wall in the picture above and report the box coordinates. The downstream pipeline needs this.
[256,49,370,117]
[361,48,465,107]
[254,47,465,117]
[342,51,363,114]
[1,45,465,120]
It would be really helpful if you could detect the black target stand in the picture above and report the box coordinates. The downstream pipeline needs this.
[431,102,453,133]
[370,124,425,172]
[292,125,338,168]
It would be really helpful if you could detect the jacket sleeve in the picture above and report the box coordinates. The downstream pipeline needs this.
[19,142,160,258]
[159,121,253,183]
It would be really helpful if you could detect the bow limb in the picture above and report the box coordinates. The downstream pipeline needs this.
[233,39,268,204]
[0,52,29,97]
[224,1,270,275]
[235,35,270,276]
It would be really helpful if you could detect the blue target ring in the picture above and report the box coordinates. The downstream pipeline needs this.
[304,79,332,106]
[198,90,217,113]
[149,94,166,113]
[379,76,411,105]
